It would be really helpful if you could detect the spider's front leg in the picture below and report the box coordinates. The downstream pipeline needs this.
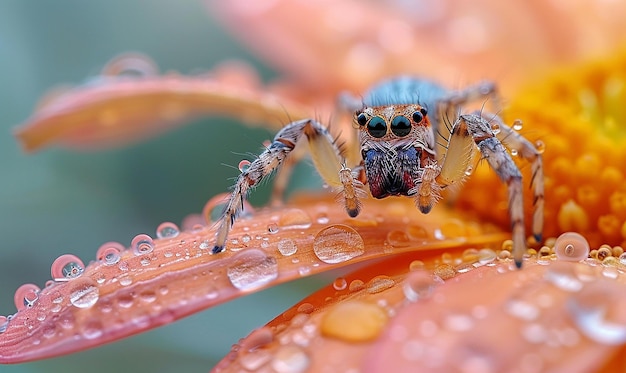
[213,119,363,253]
[439,113,543,268]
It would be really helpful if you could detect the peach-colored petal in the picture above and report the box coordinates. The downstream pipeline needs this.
[215,249,626,372]
[0,193,505,363]
[208,0,626,96]
[14,56,310,152]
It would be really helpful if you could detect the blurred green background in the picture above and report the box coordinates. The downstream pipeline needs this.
[0,1,325,371]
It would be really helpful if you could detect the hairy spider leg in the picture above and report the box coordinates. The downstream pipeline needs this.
[213,119,363,253]
[440,113,542,267]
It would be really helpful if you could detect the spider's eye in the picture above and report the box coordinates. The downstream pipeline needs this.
[356,112,367,126]
[420,107,428,116]
[391,115,411,137]
[412,111,424,123]
[367,116,387,138]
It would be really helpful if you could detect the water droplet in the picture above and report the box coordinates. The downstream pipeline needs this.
[81,319,103,340]
[568,282,626,345]
[14,283,40,310]
[227,249,278,291]
[320,300,388,342]
[117,293,135,308]
[333,277,347,291]
[316,213,329,224]
[271,345,310,373]
[535,140,545,154]
[240,350,272,371]
[433,264,456,280]
[279,209,312,229]
[313,225,365,264]
[512,119,523,131]
[443,313,474,331]
[238,159,251,172]
[464,165,474,176]
[156,222,180,239]
[506,299,540,321]
[277,238,297,256]
[554,232,590,262]
[403,270,440,302]
[96,241,124,266]
[487,122,500,136]
[366,275,395,294]
[69,278,99,309]
[267,223,279,234]
[510,149,519,156]
[477,248,497,265]
[131,234,154,255]
[51,254,85,280]
[596,246,612,261]
[386,230,410,247]
[546,262,584,292]
[349,279,365,292]
[406,224,429,240]
[119,276,133,286]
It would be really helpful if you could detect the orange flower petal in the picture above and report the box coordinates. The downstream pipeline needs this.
[216,250,626,372]
[0,193,505,363]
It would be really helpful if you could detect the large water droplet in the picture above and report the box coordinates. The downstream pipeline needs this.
[320,300,388,342]
[69,278,100,309]
[96,241,124,266]
[51,254,85,280]
[366,275,395,294]
[313,225,365,264]
[227,249,278,291]
[554,232,590,262]
[14,283,40,310]
[156,222,180,239]
[131,234,154,255]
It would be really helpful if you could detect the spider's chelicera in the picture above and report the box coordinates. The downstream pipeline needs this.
[213,77,544,268]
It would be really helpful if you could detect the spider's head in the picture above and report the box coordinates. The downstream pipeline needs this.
[354,104,439,204]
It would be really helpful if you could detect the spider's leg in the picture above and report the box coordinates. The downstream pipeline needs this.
[449,113,527,268]
[484,114,544,243]
[213,119,360,253]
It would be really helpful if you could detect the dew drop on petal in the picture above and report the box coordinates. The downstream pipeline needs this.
[227,249,278,291]
[512,119,523,131]
[271,345,310,373]
[277,238,298,256]
[366,275,395,294]
[477,248,497,265]
[403,270,440,302]
[131,234,154,255]
[568,283,626,345]
[69,277,100,309]
[321,300,388,342]
[14,283,40,310]
[267,223,279,234]
[156,222,180,239]
[313,225,365,264]
[81,319,104,340]
[51,254,85,280]
[386,230,410,247]
[96,241,124,266]
[554,232,590,262]
[279,208,312,229]
[333,277,347,291]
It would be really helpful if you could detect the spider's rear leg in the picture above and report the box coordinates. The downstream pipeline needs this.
[213,119,362,253]
[439,114,529,268]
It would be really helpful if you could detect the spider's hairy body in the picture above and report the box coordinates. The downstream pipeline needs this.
[214,77,544,268]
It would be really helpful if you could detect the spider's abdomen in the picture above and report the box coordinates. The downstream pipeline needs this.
[363,147,421,199]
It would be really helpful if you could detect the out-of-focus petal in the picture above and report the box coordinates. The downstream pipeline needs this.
[14,55,310,152]
[0,192,505,363]
[208,0,626,95]
[215,243,626,372]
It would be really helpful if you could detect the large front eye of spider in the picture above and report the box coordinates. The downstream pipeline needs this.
[367,116,387,138]
[391,115,411,137]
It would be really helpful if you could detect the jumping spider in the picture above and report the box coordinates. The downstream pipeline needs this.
[213,77,544,267]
